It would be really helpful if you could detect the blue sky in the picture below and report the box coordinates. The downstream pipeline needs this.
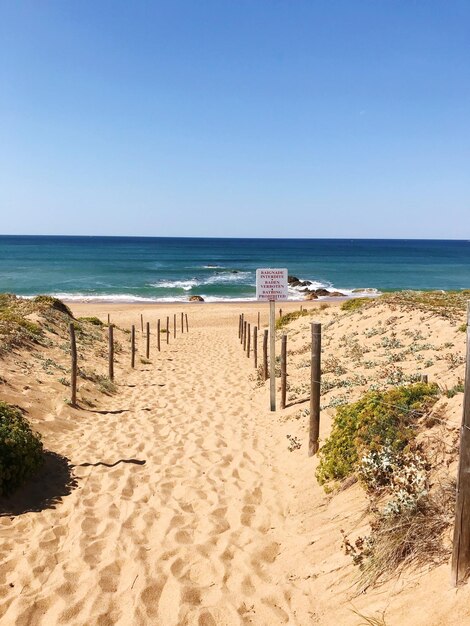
[0,1,469,238]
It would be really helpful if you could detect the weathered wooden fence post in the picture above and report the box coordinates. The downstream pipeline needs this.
[107,313,110,325]
[166,316,170,344]
[174,313,176,339]
[253,326,258,369]
[181,312,184,334]
[279,308,282,319]
[247,323,251,357]
[140,313,144,333]
[69,322,77,406]
[108,324,114,381]
[238,314,242,339]
[451,303,470,586]
[243,321,247,351]
[263,329,268,380]
[146,322,150,359]
[240,314,244,344]
[258,311,260,329]
[131,324,136,368]
[281,334,287,409]
[157,319,161,351]
[309,323,321,456]
[185,313,189,332]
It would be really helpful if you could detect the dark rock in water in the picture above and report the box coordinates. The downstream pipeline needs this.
[290,279,312,288]
[232,270,239,274]
[304,292,319,300]
[288,275,300,284]
[314,288,330,297]
[328,291,345,297]
[189,295,204,302]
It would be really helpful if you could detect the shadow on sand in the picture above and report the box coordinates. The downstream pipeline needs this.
[0,451,78,517]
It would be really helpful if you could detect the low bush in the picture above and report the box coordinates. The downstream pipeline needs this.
[276,309,309,329]
[316,383,439,485]
[0,402,43,496]
[79,316,104,326]
[341,298,368,312]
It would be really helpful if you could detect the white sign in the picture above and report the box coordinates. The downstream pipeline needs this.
[256,268,288,301]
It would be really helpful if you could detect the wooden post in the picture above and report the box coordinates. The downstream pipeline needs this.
[243,321,247,351]
[247,323,251,357]
[420,374,429,383]
[263,329,268,380]
[253,326,258,369]
[181,312,184,334]
[240,314,244,344]
[258,311,260,329]
[279,308,282,319]
[269,300,276,411]
[174,313,176,339]
[309,323,321,456]
[108,324,114,381]
[281,334,287,409]
[451,302,470,586]
[140,313,144,333]
[166,316,170,344]
[185,313,189,332]
[69,322,77,406]
[146,322,150,359]
[238,314,242,339]
[157,319,161,351]
[107,313,110,325]
[131,324,135,368]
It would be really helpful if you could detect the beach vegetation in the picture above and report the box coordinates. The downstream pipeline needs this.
[316,382,439,486]
[276,309,310,329]
[342,479,454,590]
[79,316,104,326]
[341,298,368,312]
[0,401,43,496]
[458,323,467,333]
[376,290,470,321]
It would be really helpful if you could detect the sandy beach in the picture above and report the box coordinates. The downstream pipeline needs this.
[0,297,469,625]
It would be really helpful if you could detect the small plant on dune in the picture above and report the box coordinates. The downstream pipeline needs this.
[98,377,116,395]
[341,298,368,312]
[444,379,465,398]
[276,309,310,330]
[79,316,104,326]
[342,479,455,590]
[316,383,439,486]
[0,401,43,496]
[458,323,467,333]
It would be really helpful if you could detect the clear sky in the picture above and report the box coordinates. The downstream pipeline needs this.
[1,1,469,238]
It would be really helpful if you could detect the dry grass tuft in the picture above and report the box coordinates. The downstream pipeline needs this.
[345,479,455,590]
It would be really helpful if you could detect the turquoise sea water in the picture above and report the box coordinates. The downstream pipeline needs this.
[0,236,469,302]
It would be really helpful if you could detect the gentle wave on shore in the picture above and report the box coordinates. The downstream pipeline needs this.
[1,236,469,302]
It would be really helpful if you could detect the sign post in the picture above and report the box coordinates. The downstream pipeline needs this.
[256,268,288,412]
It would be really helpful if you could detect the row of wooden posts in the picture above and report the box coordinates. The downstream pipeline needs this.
[67,311,189,406]
[238,309,321,455]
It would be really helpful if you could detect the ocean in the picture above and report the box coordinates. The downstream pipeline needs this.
[0,236,469,303]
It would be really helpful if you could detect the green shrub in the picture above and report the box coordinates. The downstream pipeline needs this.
[341,298,368,312]
[0,402,43,496]
[79,316,104,326]
[276,309,309,329]
[33,295,74,318]
[458,323,467,333]
[316,383,439,486]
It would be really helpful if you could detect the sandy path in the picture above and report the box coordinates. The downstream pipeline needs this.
[1,311,315,625]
